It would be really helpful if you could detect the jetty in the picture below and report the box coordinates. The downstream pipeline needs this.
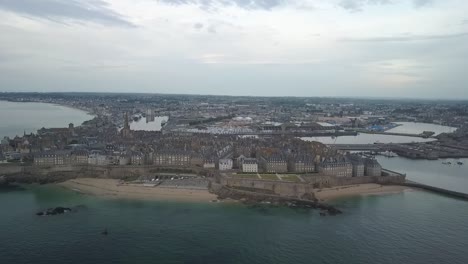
[393,180,468,201]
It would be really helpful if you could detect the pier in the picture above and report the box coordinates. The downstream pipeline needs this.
[356,130,436,139]
[331,144,384,151]
[393,180,468,201]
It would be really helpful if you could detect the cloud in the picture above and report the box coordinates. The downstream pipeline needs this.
[340,32,468,42]
[0,0,134,27]
[413,0,433,8]
[193,22,204,29]
[338,0,392,12]
[158,0,285,11]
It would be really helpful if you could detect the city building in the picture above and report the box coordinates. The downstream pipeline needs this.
[365,158,382,176]
[242,158,258,173]
[153,151,190,167]
[260,154,288,173]
[218,158,233,170]
[347,154,365,177]
[288,155,316,173]
[318,157,353,177]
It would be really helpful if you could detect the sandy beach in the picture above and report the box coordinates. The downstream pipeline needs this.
[59,178,218,202]
[314,184,410,201]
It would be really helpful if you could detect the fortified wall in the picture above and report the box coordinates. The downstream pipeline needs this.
[0,164,206,183]
[220,174,406,198]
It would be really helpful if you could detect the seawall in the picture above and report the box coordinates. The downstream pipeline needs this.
[0,164,207,184]
[398,181,468,201]
[219,174,406,198]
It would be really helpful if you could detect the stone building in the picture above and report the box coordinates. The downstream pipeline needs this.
[131,151,144,165]
[365,158,382,176]
[153,151,190,167]
[121,112,133,139]
[71,150,89,164]
[288,155,316,173]
[218,158,233,170]
[203,158,216,169]
[260,154,288,173]
[347,154,365,177]
[318,157,352,177]
[242,158,258,173]
[34,151,71,166]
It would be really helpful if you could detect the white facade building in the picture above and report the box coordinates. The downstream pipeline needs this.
[218,159,233,170]
[242,158,258,173]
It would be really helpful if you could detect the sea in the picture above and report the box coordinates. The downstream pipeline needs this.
[0,101,92,138]
[1,102,468,264]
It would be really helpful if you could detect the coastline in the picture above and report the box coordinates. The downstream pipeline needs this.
[314,183,410,201]
[59,178,218,202]
[59,178,409,203]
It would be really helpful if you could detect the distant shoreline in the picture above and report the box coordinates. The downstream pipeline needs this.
[0,100,95,120]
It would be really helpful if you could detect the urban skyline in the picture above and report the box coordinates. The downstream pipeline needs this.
[0,0,467,99]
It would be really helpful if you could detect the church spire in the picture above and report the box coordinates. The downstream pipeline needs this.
[124,112,130,129]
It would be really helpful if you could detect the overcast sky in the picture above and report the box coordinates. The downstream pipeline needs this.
[0,0,467,99]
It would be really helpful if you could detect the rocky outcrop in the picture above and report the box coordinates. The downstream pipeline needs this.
[36,207,72,216]
[0,176,7,186]
[215,186,342,216]
[36,205,87,216]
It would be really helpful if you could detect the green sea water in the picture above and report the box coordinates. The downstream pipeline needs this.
[1,180,468,264]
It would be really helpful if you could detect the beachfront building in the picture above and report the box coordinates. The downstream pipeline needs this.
[88,153,111,166]
[153,151,191,167]
[347,154,365,177]
[71,150,89,164]
[365,158,382,177]
[318,157,353,177]
[218,158,233,170]
[289,155,316,173]
[260,154,288,173]
[131,151,144,165]
[34,152,57,166]
[242,158,258,173]
[34,151,71,166]
[203,159,216,169]
[119,155,131,165]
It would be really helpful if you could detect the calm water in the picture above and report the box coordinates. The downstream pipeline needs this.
[303,134,435,144]
[1,184,468,264]
[2,157,468,264]
[377,156,468,193]
[386,122,457,136]
[0,101,92,138]
[302,122,452,144]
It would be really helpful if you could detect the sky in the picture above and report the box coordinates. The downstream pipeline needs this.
[0,0,467,99]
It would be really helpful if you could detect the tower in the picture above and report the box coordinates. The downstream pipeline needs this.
[124,112,130,129]
[121,112,132,138]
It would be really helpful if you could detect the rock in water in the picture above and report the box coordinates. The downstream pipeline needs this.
[36,207,72,216]
[0,176,7,186]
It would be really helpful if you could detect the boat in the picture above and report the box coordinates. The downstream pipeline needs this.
[457,161,463,165]
[101,228,108,236]
[381,151,398,158]
[442,162,452,165]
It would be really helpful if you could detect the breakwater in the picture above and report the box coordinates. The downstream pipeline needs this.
[397,181,468,201]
